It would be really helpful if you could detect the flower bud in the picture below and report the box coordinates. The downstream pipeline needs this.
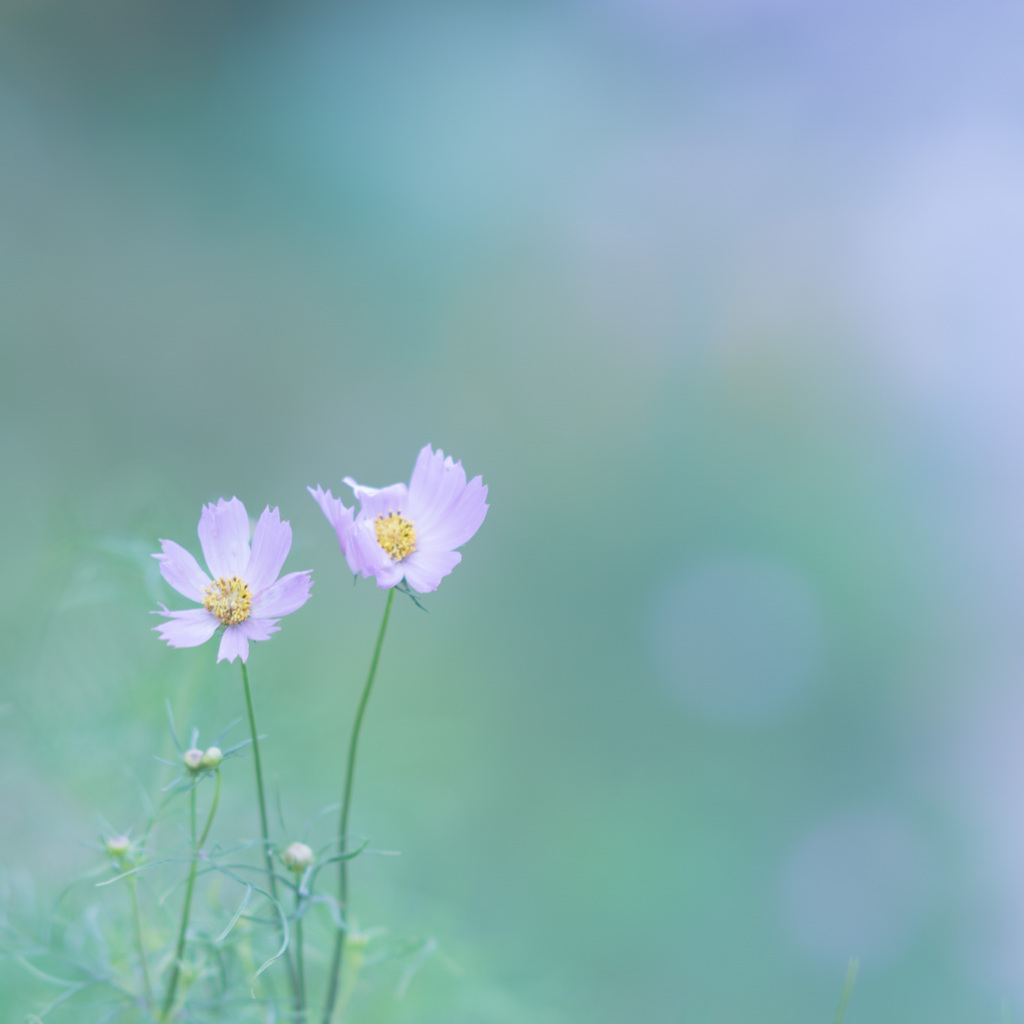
[183,748,204,772]
[281,841,314,872]
[105,835,132,859]
[200,746,223,768]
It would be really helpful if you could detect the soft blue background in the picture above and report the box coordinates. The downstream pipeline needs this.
[3,1,1024,1020]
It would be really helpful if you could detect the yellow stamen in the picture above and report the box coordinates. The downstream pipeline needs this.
[202,575,252,625]
[374,511,417,561]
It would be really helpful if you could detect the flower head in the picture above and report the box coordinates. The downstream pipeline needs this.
[281,841,315,873]
[105,835,132,859]
[200,746,223,769]
[183,748,204,772]
[309,444,488,593]
[152,498,313,664]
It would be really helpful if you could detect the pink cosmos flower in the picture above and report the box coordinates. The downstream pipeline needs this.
[308,444,488,593]
[152,498,313,664]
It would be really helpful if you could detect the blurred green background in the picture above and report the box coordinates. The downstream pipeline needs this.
[3,1,1024,1021]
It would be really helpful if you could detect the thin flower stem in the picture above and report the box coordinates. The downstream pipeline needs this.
[128,874,153,1009]
[198,769,222,849]
[295,886,307,1020]
[161,770,221,1019]
[240,661,276,892]
[321,587,395,1024]
[240,661,301,1010]
[833,957,859,1024]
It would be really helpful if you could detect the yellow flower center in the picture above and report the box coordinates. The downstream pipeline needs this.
[374,511,417,561]
[202,575,252,625]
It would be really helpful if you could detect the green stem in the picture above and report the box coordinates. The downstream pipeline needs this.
[161,770,221,1019]
[197,770,221,848]
[295,885,307,1020]
[240,661,275,895]
[833,957,859,1024]
[240,661,301,1010]
[128,874,153,1009]
[321,588,395,1024]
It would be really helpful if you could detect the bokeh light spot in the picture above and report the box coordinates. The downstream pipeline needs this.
[779,808,933,967]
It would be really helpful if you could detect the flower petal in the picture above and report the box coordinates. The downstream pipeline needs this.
[346,519,393,579]
[375,561,407,589]
[342,478,409,519]
[152,540,211,602]
[406,445,467,530]
[245,506,292,592]
[402,548,462,593]
[251,571,313,618]
[236,617,281,642]
[151,606,220,649]
[198,497,251,579]
[217,626,249,664]
[308,486,355,559]
[416,476,489,553]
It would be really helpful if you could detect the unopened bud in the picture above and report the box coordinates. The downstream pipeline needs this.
[183,748,204,772]
[105,835,131,858]
[281,842,314,872]
[200,746,223,768]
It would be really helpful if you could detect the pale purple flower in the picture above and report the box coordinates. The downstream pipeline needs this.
[308,444,488,593]
[152,498,313,664]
